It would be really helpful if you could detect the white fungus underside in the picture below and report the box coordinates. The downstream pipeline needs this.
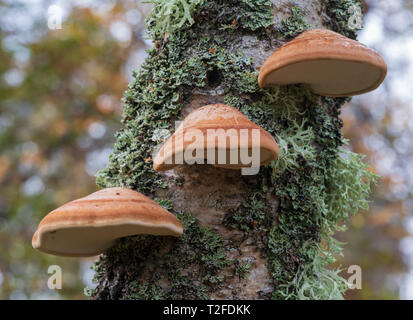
[35,222,182,257]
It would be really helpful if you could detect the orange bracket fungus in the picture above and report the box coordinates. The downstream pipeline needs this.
[153,104,279,175]
[32,187,183,257]
[258,29,387,97]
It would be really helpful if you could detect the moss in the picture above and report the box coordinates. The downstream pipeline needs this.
[161,213,231,298]
[91,0,376,300]
[326,0,362,39]
[279,5,311,39]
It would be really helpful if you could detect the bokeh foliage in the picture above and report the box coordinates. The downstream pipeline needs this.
[0,1,147,299]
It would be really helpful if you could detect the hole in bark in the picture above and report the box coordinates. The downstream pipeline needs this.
[207,68,222,87]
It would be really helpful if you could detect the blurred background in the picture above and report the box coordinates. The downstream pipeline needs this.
[0,0,412,300]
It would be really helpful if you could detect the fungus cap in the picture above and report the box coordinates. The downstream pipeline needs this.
[153,104,279,171]
[32,187,183,257]
[258,29,387,97]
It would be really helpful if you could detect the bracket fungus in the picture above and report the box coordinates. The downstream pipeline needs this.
[258,29,387,97]
[32,187,183,257]
[153,104,279,174]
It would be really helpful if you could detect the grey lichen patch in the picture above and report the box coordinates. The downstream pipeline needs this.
[147,0,274,40]
[325,0,362,39]
[224,191,267,234]
[199,0,274,31]
[145,0,206,39]
[234,260,251,279]
[279,5,311,39]
[223,184,276,236]
[271,119,316,176]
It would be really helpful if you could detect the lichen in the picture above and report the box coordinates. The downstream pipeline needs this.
[91,0,376,300]
[323,144,379,233]
[271,119,316,177]
[234,260,251,280]
[154,198,173,210]
[146,0,274,39]
[279,5,311,39]
[95,35,193,192]
[326,0,362,39]
[223,190,268,234]
[267,145,378,300]
[199,0,274,31]
[145,0,205,39]
[88,213,230,299]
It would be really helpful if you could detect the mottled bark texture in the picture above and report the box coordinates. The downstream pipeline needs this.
[87,0,376,300]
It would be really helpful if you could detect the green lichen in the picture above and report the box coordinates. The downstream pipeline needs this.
[326,0,362,39]
[323,144,379,234]
[127,282,166,300]
[88,213,230,299]
[277,254,349,300]
[95,33,196,192]
[154,198,174,211]
[145,0,205,39]
[234,260,251,280]
[146,0,274,40]
[267,145,378,300]
[223,67,376,300]
[271,120,316,176]
[200,0,274,31]
[94,7,274,297]
[224,191,267,234]
[92,0,376,300]
[279,5,311,39]
[224,74,372,300]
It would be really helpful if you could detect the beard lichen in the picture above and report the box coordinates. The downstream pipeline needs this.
[90,0,375,300]
[146,0,274,39]
[145,0,205,39]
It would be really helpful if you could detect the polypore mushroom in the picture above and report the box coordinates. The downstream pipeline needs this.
[153,104,279,174]
[32,187,183,257]
[258,29,387,97]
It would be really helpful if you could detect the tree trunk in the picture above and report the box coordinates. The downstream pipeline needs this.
[88,0,374,300]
